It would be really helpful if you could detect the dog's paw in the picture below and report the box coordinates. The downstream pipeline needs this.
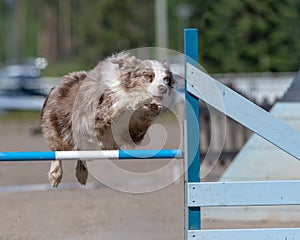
[135,103,161,123]
[48,161,63,188]
[148,102,162,117]
[127,93,153,111]
[75,161,88,185]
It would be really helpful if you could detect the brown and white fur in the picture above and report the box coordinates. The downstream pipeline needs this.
[41,52,175,187]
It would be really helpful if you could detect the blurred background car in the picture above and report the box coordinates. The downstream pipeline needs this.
[0,57,48,111]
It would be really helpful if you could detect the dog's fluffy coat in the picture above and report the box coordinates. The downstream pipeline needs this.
[41,52,175,187]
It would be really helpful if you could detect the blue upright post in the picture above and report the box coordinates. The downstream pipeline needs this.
[184,28,201,233]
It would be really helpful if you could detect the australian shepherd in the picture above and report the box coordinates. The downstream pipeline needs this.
[41,52,176,187]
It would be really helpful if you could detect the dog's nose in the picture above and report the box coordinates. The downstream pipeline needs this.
[158,85,167,94]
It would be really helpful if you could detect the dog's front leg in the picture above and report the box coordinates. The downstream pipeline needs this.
[111,92,153,120]
[137,102,162,123]
[127,92,154,111]
[127,102,161,145]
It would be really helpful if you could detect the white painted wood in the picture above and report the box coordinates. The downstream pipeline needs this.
[186,63,300,160]
[188,181,300,207]
[55,150,119,160]
[188,228,300,240]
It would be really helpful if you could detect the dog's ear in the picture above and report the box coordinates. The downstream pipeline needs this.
[112,56,140,86]
[112,56,138,69]
[112,56,140,87]
[112,59,126,68]
[162,60,170,70]
[162,60,176,88]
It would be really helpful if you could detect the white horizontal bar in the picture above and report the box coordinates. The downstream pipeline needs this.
[55,150,119,160]
[188,181,300,207]
[186,63,300,160]
[188,228,300,240]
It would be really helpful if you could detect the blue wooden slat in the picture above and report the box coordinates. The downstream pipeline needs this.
[188,228,300,240]
[184,28,201,231]
[188,181,300,207]
[186,63,300,160]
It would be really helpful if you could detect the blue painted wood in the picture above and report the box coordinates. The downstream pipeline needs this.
[186,63,300,160]
[119,149,183,159]
[188,228,300,240]
[0,151,55,161]
[188,181,300,207]
[184,29,201,231]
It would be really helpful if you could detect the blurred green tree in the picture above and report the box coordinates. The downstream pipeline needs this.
[0,0,154,73]
[0,0,299,73]
[0,1,6,63]
[188,0,300,72]
[72,0,154,68]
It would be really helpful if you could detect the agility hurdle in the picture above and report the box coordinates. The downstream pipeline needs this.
[1,28,300,240]
[184,28,300,240]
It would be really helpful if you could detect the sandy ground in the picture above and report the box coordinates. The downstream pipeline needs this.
[0,112,187,240]
[1,112,299,240]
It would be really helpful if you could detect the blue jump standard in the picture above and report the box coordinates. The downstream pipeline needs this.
[0,149,183,161]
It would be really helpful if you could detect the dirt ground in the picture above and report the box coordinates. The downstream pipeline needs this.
[0,112,186,240]
[0,112,299,240]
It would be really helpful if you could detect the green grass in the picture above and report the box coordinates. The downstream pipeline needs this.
[0,110,41,123]
[42,58,89,76]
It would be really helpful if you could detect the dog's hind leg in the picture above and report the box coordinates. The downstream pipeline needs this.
[75,160,88,185]
[49,160,63,187]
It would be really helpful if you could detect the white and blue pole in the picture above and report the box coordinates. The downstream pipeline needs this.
[0,149,183,161]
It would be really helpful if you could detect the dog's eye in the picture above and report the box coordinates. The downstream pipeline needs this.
[163,76,171,85]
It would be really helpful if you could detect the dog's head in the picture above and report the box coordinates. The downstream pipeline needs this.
[112,55,176,107]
